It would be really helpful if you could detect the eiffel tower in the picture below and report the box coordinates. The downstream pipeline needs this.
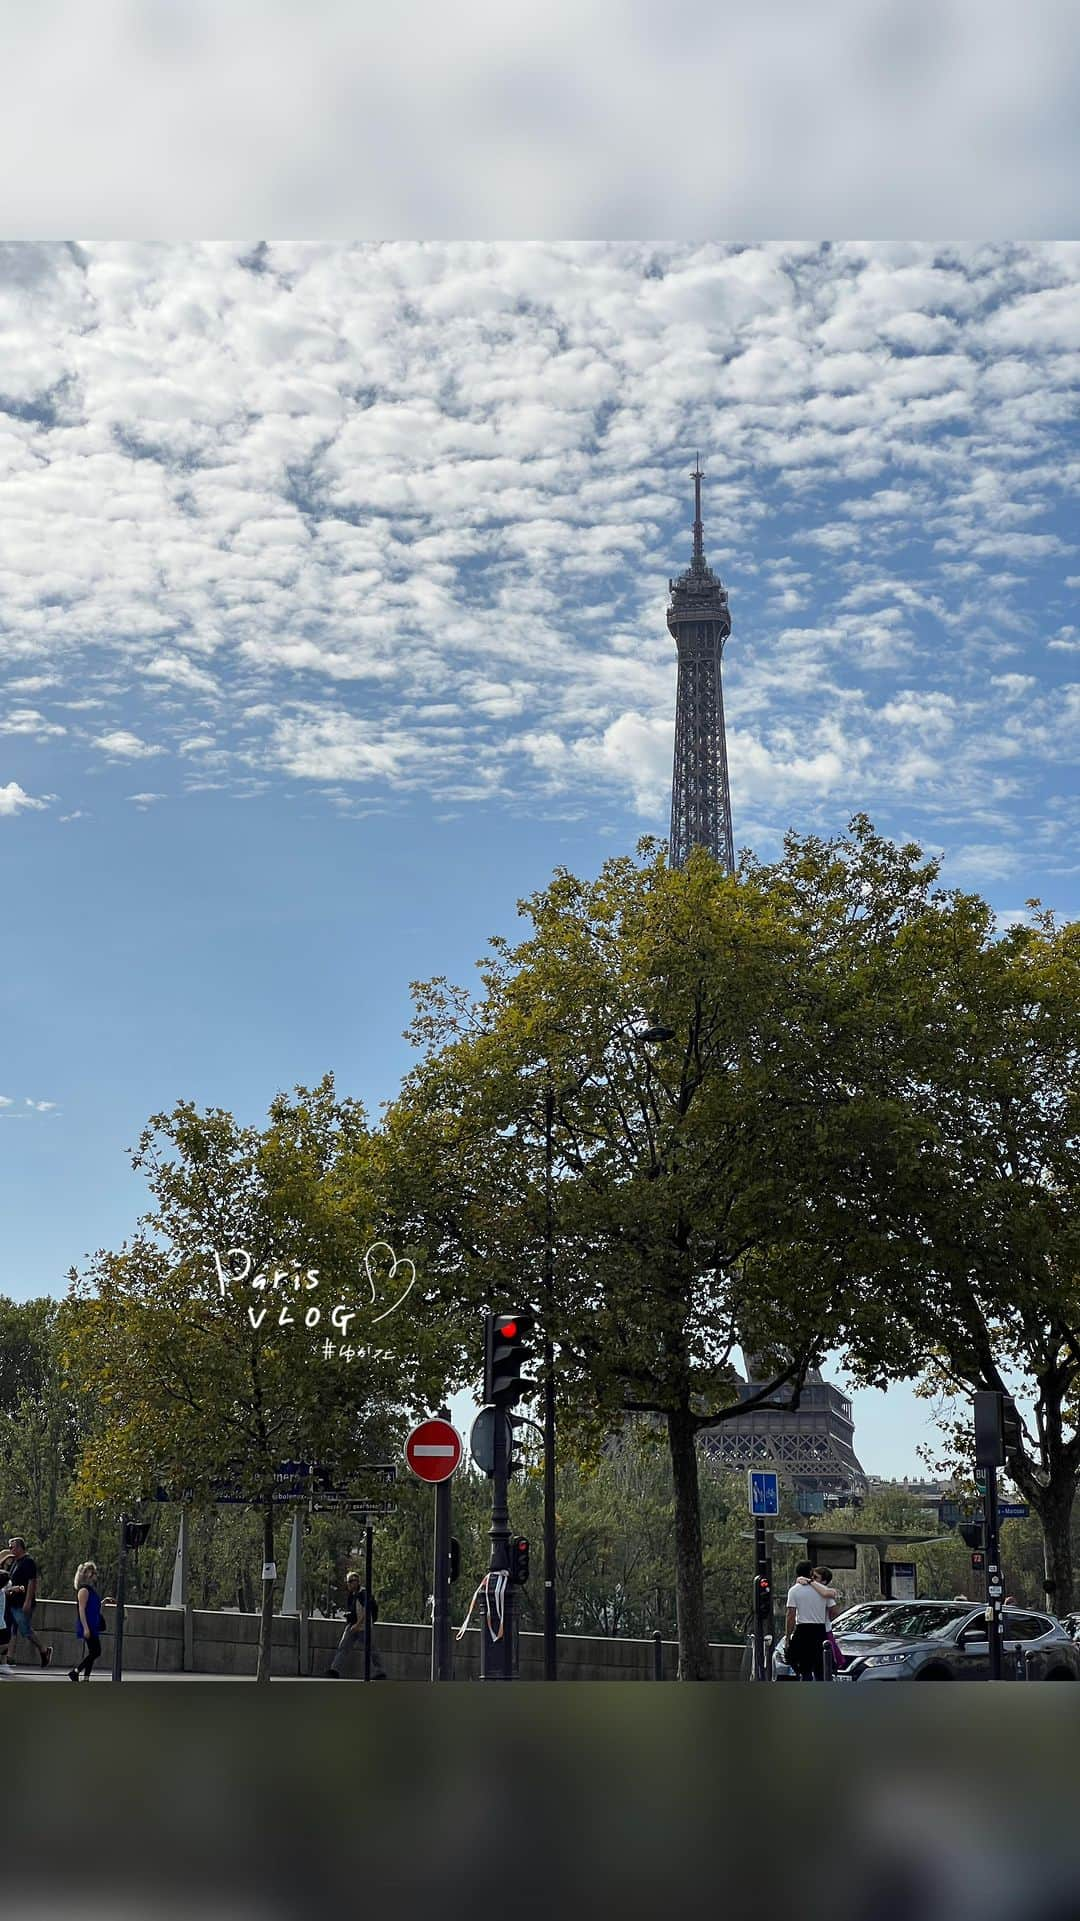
[703,1359,867,1506]
[667,459,735,871]
[666,460,866,1505]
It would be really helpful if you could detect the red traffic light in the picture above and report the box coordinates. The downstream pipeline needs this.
[500,1320,518,1339]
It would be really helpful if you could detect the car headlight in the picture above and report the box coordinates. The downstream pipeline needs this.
[862,1651,911,1667]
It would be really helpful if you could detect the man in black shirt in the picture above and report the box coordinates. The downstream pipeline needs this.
[5,1537,53,1669]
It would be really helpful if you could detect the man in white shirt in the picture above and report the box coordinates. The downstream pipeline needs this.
[785,1560,837,1680]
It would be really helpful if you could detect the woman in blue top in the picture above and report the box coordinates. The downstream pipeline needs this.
[70,1561,104,1682]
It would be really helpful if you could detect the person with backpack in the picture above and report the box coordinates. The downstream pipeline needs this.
[69,1561,106,1682]
[325,1570,385,1679]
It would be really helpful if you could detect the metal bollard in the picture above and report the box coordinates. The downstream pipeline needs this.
[653,1630,664,1680]
[822,1637,836,1682]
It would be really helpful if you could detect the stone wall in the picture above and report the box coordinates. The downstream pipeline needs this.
[27,1598,744,1680]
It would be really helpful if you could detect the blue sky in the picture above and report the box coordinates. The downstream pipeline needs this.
[2,241,1078,1476]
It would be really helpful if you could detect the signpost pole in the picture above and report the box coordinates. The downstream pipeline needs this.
[985,1465,1003,1681]
[432,1475,453,1682]
[753,1515,768,1683]
[486,1377,513,1682]
[111,1514,128,1684]
[431,1405,454,1683]
[747,1469,778,1683]
[363,1523,374,1684]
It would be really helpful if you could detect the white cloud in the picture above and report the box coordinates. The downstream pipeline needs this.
[267,710,431,784]
[24,1098,57,1112]
[0,239,1077,863]
[880,692,957,738]
[141,654,220,695]
[844,489,917,519]
[0,707,66,738]
[92,730,165,759]
[0,781,49,816]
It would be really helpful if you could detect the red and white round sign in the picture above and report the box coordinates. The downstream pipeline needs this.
[404,1417,464,1484]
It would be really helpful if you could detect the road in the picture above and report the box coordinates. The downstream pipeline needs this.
[2,1668,363,1682]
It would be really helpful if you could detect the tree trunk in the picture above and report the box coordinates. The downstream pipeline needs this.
[666,1404,711,1679]
[1010,1447,1075,1616]
[1037,1487,1075,1615]
[256,1504,276,1683]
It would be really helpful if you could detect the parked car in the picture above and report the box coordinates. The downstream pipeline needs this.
[771,1599,896,1680]
[773,1598,1080,1680]
[832,1600,1080,1681]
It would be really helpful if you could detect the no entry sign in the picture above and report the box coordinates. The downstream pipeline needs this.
[405,1417,464,1484]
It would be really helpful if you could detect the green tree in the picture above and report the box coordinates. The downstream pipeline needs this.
[386,829,922,1676]
[61,1075,447,1680]
[842,902,1080,1608]
[0,1296,88,1593]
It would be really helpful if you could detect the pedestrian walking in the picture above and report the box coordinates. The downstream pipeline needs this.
[325,1571,386,1679]
[785,1560,838,1680]
[4,1536,52,1669]
[0,1557,15,1675]
[69,1561,106,1682]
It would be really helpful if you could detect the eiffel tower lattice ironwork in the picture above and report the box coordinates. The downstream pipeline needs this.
[667,459,735,871]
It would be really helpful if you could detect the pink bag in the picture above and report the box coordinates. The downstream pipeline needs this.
[825,1626,850,1672]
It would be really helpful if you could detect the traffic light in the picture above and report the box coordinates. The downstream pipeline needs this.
[448,1536,461,1584]
[123,1520,151,1551]
[485,1310,537,1408]
[1001,1394,1021,1456]
[971,1550,986,1573]
[958,1521,984,1550]
[974,1390,1006,1467]
[754,1573,772,1620]
[510,1537,530,1584]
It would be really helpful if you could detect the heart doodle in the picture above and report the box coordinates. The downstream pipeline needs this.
[363,1240,418,1323]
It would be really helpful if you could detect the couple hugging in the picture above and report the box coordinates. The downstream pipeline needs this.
[785,1560,848,1680]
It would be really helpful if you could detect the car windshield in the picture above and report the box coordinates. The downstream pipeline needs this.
[833,1604,890,1634]
[857,1602,972,1640]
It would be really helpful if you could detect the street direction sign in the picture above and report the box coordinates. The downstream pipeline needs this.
[998,1503,1030,1520]
[405,1417,464,1484]
[469,1405,514,1477]
[748,1470,780,1518]
[154,1460,398,1505]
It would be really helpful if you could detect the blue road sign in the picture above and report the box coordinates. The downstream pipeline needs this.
[748,1469,780,1517]
[998,1503,1030,1519]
